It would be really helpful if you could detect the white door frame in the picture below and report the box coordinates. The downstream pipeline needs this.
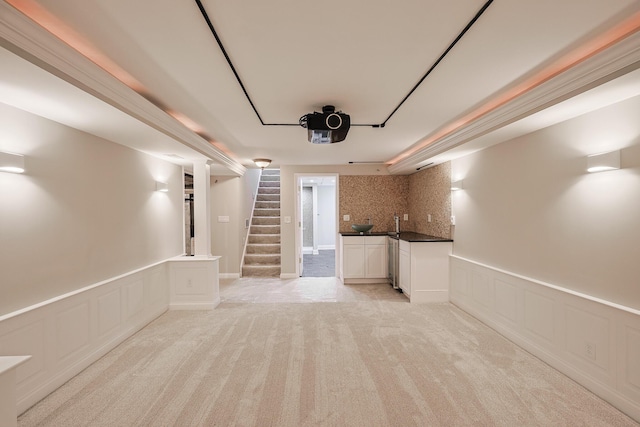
[294,173,339,277]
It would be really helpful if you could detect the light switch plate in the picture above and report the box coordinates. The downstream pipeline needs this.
[284,216,291,223]
[403,214,408,221]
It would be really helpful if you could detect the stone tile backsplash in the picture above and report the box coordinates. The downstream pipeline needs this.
[339,162,451,238]
[409,162,451,239]
[339,175,409,233]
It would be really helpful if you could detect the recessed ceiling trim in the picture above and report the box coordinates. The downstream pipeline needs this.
[194,0,493,128]
[379,0,494,128]
[0,1,247,176]
[388,28,640,174]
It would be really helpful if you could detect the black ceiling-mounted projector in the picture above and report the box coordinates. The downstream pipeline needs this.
[299,105,350,144]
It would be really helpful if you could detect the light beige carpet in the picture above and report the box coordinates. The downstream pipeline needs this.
[18,280,638,426]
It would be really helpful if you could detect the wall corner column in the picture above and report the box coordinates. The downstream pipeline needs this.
[193,160,212,256]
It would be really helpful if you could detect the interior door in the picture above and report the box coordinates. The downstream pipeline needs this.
[296,177,304,276]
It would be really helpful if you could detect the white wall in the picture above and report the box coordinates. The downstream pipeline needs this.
[210,169,260,275]
[317,185,336,249]
[451,95,640,310]
[450,95,640,420]
[0,102,183,316]
[280,164,388,275]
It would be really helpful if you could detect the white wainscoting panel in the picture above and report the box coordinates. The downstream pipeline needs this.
[471,271,493,309]
[494,279,518,325]
[56,303,90,361]
[169,256,221,310]
[450,255,640,422]
[621,318,640,399]
[97,289,121,338]
[0,261,170,415]
[523,289,556,346]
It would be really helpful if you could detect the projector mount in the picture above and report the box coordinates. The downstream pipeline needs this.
[299,105,351,144]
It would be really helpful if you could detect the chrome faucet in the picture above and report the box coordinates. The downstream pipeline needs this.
[394,213,400,234]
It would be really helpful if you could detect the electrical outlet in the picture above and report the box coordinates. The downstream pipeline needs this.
[343,214,350,221]
[427,214,432,223]
[585,342,596,360]
[403,214,408,221]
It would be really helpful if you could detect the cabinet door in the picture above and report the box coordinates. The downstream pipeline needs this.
[365,244,387,278]
[399,249,411,296]
[343,244,365,278]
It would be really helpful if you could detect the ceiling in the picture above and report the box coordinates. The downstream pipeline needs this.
[2,0,640,174]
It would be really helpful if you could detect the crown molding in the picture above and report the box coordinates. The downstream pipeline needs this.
[0,2,246,176]
[388,31,640,175]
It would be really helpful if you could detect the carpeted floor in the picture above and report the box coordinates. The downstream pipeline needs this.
[18,278,638,426]
[302,250,335,277]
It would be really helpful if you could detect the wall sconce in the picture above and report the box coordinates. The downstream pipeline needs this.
[155,181,168,192]
[253,158,271,169]
[587,150,620,173]
[451,180,464,191]
[0,151,25,173]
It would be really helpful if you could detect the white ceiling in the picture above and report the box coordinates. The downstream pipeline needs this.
[2,0,640,173]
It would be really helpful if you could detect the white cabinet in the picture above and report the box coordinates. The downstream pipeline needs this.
[341,235,388,283]
[399,242,411,296]
[398,240,452,303]
[365,244,387,278]
[343,242,365,278]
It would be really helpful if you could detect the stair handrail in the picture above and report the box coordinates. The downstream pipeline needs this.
[240,168,266,276]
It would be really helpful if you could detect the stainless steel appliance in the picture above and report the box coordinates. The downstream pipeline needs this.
[388,236,399,289]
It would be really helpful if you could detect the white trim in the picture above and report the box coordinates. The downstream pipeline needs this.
[451,255,640,316]
[318,245,336,251]
[280,273,299,279]
[0,258,171,323]
[449,256,640,422]
[169,299,220,311]
[343,278,389,284]
[408,289,448,303]
[240,169,265,277]
[0,262,171,414]
[219,273,240,280]
[294,173,339,278]
[389,31,640,174]
[0,257,223,416]
[0,2,245,175]
[0,356,30,427]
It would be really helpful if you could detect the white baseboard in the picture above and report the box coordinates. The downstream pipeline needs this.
[450,255,640,422]
[343,278,388,284]
[219,273,240,280]
[280,273,298,279]
[0,262,171,415]
[409,289,448,303]
[17,305,167,415]
[1,256,224,417]
[303,246,335,255]
[169,298,221,311]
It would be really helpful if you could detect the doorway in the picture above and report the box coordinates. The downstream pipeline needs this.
[295,174,338,277]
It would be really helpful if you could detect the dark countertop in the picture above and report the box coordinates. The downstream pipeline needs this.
[340,231,453,242]
[388,232,453,242]
[340,232,389,236]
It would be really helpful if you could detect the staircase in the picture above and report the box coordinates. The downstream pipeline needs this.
[242,169,281,277]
